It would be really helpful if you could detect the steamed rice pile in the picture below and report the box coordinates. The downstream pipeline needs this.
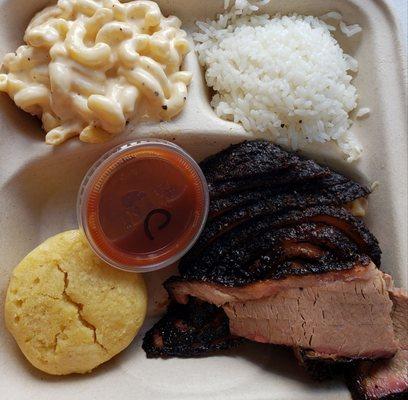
[194,0,362,161]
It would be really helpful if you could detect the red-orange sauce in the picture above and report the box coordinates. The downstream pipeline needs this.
[85,147,207,268]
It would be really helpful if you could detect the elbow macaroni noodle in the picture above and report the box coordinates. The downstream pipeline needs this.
[0,0,192,144]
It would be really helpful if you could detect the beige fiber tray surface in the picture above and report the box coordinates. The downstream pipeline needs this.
[0,0,406,399]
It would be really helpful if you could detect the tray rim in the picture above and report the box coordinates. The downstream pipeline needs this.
[0,0,407,399]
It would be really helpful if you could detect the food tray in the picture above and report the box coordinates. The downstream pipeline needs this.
[0,0,406,399]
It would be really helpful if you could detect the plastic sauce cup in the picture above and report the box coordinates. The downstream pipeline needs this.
[77,139,209,272]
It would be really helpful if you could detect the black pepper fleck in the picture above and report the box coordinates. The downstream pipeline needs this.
[281,123,285,128]
[162,105,168,110]
[154,91,159,96]
[299,120,302,123]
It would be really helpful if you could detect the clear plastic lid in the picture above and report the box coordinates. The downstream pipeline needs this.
[77,139,209,273]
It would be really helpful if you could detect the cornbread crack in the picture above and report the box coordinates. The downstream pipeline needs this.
[53,330,63,353]
[56,263,108,353]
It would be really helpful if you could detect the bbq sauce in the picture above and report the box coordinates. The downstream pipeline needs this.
[82,143,208,271]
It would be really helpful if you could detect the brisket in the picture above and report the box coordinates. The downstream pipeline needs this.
[203,182,371,250]
[142,298,243,358]
[208,160,330,199]
[143,140,402,400]
[347,289,408,400]
[180,206,380,286]
[165,263,398,360]
[209,172,368,218]
[293,348,354,381]
[201,140,301,183]
[182,222,368,287]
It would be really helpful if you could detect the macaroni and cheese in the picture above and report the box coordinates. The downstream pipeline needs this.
[0,0,192,144]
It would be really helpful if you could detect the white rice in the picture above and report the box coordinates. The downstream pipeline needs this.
[339,21,362,37]
[356,107,371,118]
[193,0,363,162]
[320,11,343,21]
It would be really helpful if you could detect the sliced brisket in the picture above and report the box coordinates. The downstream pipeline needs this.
[208,160,330,198]
[184,222,369,286]
[201,140,300,183]
[144,140,402,400]
[180,206,380,286]
[293,348,354,381]
[194,187,373,262]
[165,263,398,360]
[142,298,243,358]
[347,289,408,400]
[209,172,368,218]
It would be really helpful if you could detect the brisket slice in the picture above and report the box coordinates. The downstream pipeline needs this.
[201,140,300,183]
[390,289,408,346]
[293,348,355,381]
[165,263,398,360]
[347,288,408,400]
[167,263,377,305]
[209,172,368,218]
[179,206,380,287]
[142,298,243,358]
[208,160,330,199]
[187,222,369,286]
[186,200,377,272]
[348,352,408,400]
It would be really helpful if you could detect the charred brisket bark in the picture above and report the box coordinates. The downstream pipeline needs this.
[209,173,369,218]
[180,206,379,286]
[180,221,369,286]
[208,160,330,199]
[198,185,372,255]
[201,140,301,183]
[142,298,243,358]
[293,348,355,381]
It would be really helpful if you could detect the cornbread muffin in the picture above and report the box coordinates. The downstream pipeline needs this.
[4,230,147,375]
